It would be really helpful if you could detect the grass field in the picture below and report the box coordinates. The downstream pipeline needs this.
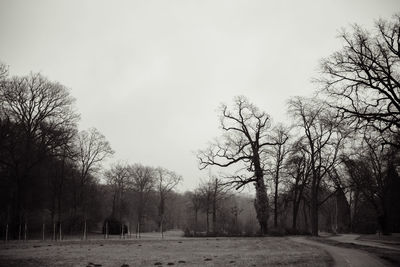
[0,236,332,267]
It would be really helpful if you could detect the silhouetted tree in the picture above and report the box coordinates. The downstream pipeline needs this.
[128,164,155,237]
[343,132,400,234]
[269,125,289,228]
[0,72,79,237]
[155,167,182,237]
[76,128,113,237]
[285,139,311,232]
[319,15,400,145]
[188,189,202,234]
[288,97,348,236]
[198,96,284,235]
[105,162,130,222]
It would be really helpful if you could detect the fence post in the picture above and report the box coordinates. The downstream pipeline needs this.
[83,219,87,240]
[161,220,164,239]
[5,224,8,242]
[59,223,62,241]
[53,223,56,241]
[24,223,27,241]
[42,223,45,241]
[105,221,108,239]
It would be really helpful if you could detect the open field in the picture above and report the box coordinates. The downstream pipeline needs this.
[0,237,332,267]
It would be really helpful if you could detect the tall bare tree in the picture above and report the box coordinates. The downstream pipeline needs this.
[76,127,113,236]
[105,162,130,221]
[128,164,155,237]
[209,176,228,234]
[343,131,400,234]
[285,139,311,232]
[188,189,202,234]
[269,125,289,228]
[198,96,284,234]
[155,167,182,237]
[0,72,79,236]
[319,15,400,145]
[288,97,348,236]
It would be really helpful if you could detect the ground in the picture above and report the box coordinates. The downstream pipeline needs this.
[291,236,387,267]
[3,231,399,267]
[0,234,332,267]
[311,233,400,266]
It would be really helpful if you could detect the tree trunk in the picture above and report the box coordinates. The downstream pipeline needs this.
[252,152,269,235]
[292,199,299,231]
[254,177,269,235]
[194,208,198,234]
[206,209,209,234]
[212,198,217,234]
[303,199,309,232]
[274,175,278,228]
[310,184,318,236]
[111,192,117,217]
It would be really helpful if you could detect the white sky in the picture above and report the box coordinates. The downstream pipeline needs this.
[0,0,399,191]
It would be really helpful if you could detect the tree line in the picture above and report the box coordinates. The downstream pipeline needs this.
[197,14,400,236]
[0,64,254,239]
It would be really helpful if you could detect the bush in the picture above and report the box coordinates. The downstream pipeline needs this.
[268,227,286,236]
[102,217,128,235]
[284,227,311,236]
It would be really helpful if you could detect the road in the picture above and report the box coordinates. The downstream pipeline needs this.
[291,236,388,267]
[328,234,400,252]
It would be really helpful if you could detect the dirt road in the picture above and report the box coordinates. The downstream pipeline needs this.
[328,234,400,252]
[291,236,387,267]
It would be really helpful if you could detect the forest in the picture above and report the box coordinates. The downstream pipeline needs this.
[1,14,400,241]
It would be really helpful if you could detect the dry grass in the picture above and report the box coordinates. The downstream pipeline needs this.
[0,236,332,267]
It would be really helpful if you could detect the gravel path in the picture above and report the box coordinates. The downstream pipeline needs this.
[291,236,387,267]
[328,234,400,252]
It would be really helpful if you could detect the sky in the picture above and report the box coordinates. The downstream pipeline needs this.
[0,0,399,191]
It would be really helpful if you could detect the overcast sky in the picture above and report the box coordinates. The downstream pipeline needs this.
[0,0,399,190]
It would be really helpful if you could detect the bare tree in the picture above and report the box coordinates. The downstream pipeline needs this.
[198,180,213,234]
[288,97,348,236]
[0,62,8,81]
[0,73,78,144]
[343,131,399,234]
[319,15,400,144]
[76,127,113,237]
[209,176,229,234]
[197,175,228,234]
[285,139,311,232]
[155,167,182,237]
[198,96,284,234]
[269,125,289,228]
[188,189,202,234]
[105,162,130,221]
[128,164,155,237]
[0,72,79,237]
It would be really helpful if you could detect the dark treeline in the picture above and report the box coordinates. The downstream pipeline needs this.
[1,14,400,240]
[0,67,116,239]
